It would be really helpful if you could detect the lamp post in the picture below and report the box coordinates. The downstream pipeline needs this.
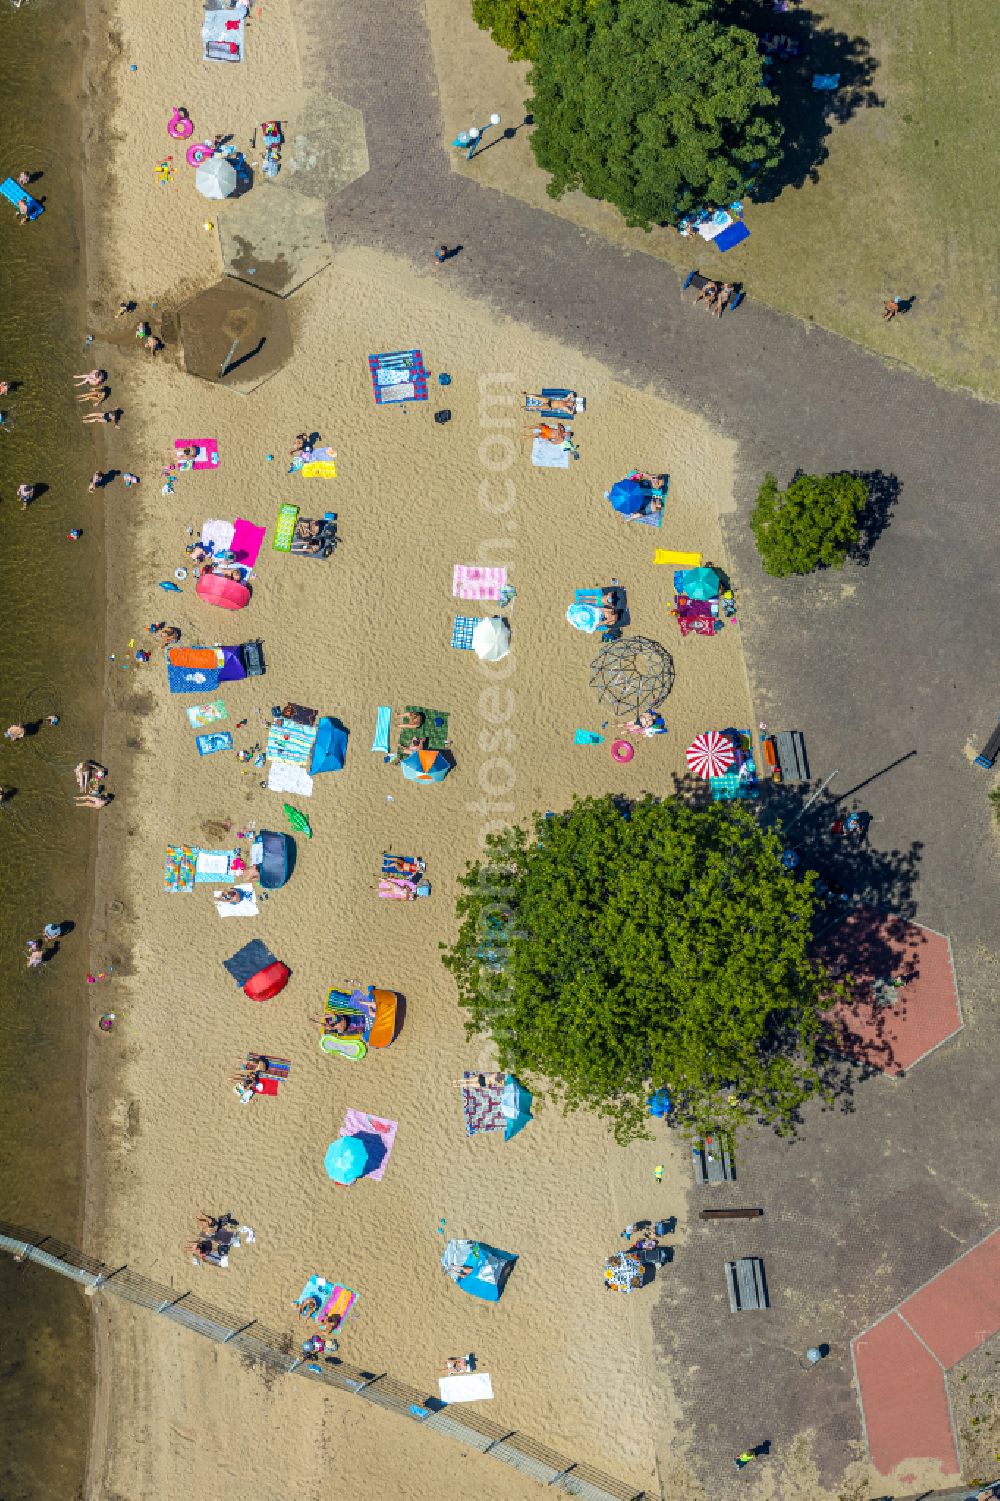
[452,113,501,161]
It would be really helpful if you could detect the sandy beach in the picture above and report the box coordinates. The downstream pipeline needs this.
[77,1,757,1497]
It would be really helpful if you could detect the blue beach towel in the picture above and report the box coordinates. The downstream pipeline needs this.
[451,616,477,651]
[372,705,391,754]
[713,221,750,253]
[168,663,223,694]
[0,178,43,219]
[196,731,233,756]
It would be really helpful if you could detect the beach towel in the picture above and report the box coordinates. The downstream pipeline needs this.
[461,1072,507,1135]
[164,844,197,893]
[439,1373,494,1404]
[214,884,259,917]
[524,388,584,416]
[195,849,238,882]
[318,1283,358,1325]
[531,437,571,469]
[202,0,246,61]
[176,439,220,470]
[196,731,233,756]
[168,646,220,670]
[573,729,604,745]
[398,705,449,756]
[168,663,223,694]
[0,179,43,220]
[300,447,337,478]
[368,349,428,404]
[812,72,840,89]
[339,1109,398,1181]
[713,221,750,252]
[453,565,507,600]
[382,852,422,876]
[451,615,477,651]
[201,518,235,555]
[230,518,266,567]
[371,705,391,754]
[267,760,314,798]
[267,717,318,765]
[248,1053,291,1079]
[294,1275,335,1318]
[186,699,228,729]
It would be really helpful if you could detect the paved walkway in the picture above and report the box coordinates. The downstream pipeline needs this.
[299,0,1000,1490]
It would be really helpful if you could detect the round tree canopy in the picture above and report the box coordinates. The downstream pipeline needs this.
[591,636,675,715]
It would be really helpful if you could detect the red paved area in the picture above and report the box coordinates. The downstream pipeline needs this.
[900,1230,1000,1367]
[853,1230,1000,1477]
[817,907,962,1073]
[853,1312,958,1475]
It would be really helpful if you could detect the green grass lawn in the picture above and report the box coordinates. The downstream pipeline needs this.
[427,0,999,398]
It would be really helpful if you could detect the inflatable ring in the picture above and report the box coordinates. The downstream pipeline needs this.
[611,739,634,764]
[168,108,194,140]
[174,567,188,581]
[186,141,215,168]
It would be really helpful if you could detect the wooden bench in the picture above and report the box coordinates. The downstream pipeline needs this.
[700,1207,763,1221]
[726,1257,768,1311]
[692,1135,734,1185]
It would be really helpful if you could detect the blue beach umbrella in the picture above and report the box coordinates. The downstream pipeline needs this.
[324,1135,367,1185]
[606,479,645,515]
[679,567,720,600]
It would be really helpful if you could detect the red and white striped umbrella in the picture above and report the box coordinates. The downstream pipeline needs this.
[685,730,735,779]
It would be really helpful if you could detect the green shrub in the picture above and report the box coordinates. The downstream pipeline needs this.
[750,471,869,577]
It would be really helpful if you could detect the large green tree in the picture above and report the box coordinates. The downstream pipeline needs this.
[525,0,782,228]
[750,471,869,577]
[472,0,588,61]
[443,796,833,1143]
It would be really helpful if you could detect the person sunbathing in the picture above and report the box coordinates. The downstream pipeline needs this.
[82,409,122,426]
[384,854,425,875]
[378,877,419,900]
[525,420,569,443]
[295,518,322,539]
[151,624,181,647]
[694,280,720,308]
[713,283,735,317]
[202,563,244,583]
[290,433,313,458]
[218,887,245,905]
[76,386,110,406]
[178,445,199,461]
[619,710,666,737]
[442,1355,474,1375]
[523,391,577,415]
[73,369,108,386]
[297,1296,321,1320]
[145,335,164,355]
[75,792,112,808]
[309,1013,351,1036]
[400,709,424,732]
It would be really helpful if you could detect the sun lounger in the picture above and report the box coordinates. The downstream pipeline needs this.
[371,705,391,754]
[0,178,43,220]
[524,388,585,417]
[682,270,744,311]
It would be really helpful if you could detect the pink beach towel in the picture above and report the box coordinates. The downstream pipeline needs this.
[175,439,220,471]
[340,1108,398,1181]
[231,518,266,567]
[453,565,507,600]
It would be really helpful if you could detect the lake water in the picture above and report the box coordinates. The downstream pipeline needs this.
[0,0,105,1493]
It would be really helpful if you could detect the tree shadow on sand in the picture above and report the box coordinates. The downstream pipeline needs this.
[720,0,883,199]
[668,772,923,1127]
[849,469,901,567]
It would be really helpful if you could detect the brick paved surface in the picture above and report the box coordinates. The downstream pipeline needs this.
[296,1,1000,1492]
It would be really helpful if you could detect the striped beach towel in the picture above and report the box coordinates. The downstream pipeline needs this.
[266,717,318,765]
[371,705,391,754]
[451,615,477,650]
[453,565,507,600]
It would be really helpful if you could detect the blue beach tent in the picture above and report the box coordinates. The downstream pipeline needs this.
[441,1239,517,1302]
[310,717,348,774]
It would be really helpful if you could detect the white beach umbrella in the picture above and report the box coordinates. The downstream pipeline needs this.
[195,155,239,200]
[472,616,511,662]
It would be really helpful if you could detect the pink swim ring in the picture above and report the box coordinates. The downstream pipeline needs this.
[168,107,195,140]
[611,739,634,763]
[186,141,215,167]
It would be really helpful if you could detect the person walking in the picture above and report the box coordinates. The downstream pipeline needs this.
[734,1449,757,1470]
[434,245,449,264]
[882,296,901,321]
